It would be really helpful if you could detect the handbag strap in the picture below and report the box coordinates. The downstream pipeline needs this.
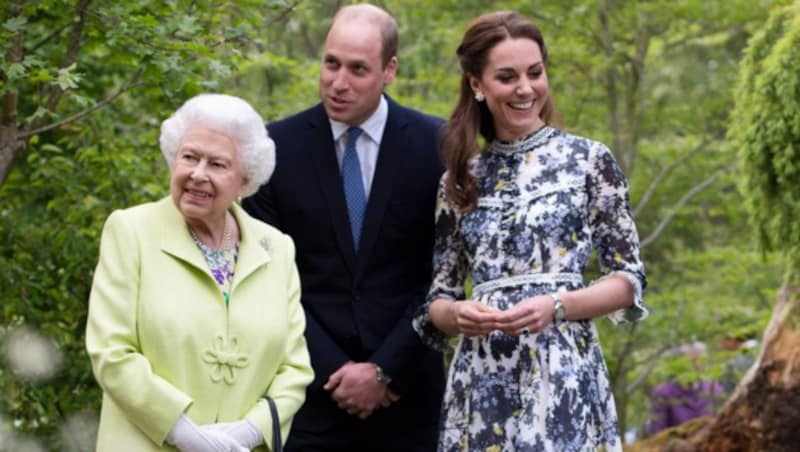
[266,397,282,452]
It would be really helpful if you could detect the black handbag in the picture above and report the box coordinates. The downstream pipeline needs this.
[265,397,282,452]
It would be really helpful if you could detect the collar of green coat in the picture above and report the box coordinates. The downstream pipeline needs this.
[156,197,272,289]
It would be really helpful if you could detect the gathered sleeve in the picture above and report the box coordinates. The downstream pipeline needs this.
[586,144,649,324]
[412,175,470,350]
[85,210,192,445]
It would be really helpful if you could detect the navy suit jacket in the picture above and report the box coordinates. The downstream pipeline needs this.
[243,97,445,448]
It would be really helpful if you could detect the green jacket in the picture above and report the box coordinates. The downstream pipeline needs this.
[86,197,313,451]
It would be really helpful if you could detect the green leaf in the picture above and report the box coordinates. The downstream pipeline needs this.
[25,107,51,123]
[55,64,82,90]
[6,63,25,79]
[30,69,53,83]
[2,16,27,33]
[40,144,63,154]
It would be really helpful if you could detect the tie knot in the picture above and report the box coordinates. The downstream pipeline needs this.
[346,127,363,149]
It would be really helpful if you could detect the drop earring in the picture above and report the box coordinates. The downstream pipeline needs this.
[474,91,485,102]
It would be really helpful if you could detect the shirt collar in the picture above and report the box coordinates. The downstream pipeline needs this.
[329,95,388,144]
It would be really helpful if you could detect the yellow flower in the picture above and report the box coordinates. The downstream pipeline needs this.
[493,423,504,436]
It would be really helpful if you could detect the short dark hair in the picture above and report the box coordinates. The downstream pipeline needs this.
[331,4,398,68]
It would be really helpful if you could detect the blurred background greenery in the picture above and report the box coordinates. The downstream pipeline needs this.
[1,0,793,449]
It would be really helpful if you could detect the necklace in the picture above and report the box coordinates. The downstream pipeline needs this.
[220,212,232,250]
[188,212,238,305]
[189,211,235,250]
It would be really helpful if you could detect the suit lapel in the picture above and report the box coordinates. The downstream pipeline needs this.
[307,106,358,273]
[355,100,407,281]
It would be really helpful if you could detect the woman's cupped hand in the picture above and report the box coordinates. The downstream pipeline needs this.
[452,295,554,336]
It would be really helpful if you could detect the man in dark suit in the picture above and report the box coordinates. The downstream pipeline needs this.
[242,4,445,451]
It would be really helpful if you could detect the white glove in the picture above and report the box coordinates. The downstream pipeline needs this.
[166,414,249,452]
[204,419,264,450]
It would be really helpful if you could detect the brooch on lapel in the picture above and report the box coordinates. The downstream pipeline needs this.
[259,237,271,253]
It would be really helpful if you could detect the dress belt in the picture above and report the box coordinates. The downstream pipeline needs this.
[472,272,583,298]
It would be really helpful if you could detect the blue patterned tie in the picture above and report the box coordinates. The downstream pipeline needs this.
[342,127,366,251]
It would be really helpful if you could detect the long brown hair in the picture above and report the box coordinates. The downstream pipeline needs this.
[443,11,561,212]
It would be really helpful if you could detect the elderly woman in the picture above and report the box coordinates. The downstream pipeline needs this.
[86,93,313,451]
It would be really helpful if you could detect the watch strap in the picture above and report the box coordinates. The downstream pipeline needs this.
[374,363,392,385]
[550,292,566,321]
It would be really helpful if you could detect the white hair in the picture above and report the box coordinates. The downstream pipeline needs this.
[159,93,275,197]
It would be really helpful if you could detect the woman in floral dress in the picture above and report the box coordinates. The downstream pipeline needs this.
[412,11,648,452]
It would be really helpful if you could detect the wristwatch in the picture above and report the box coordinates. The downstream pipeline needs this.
[550,292,566,322]
[374,364,392,385]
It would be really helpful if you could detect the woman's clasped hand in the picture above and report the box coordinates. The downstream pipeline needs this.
[448,295,556,336]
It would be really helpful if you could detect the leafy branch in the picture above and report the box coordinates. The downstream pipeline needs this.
[18,67,144,139]
[641,160,737,248]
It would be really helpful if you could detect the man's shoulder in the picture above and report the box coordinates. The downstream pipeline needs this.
[267,103,326,136]
[388,98,444,128]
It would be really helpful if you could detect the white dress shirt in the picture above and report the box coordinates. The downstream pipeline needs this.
[330,95,388,198]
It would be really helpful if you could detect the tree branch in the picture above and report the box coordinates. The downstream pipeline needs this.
[19,68,144,139]
[264,0,302,27]
[2,0,26,127]
[43,0,91,113]
[610,322,639,386]
[662,24,745,53]
[633,139,709,217]
[28,21,72,53]
[300,23,320,59]
[597,1,623,166]
[624,13,651,175]
[626,345,672,393]
[640,160,737,248]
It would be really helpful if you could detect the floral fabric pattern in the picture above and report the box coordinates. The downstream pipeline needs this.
[193,238,239,304]
[413,126,647,452]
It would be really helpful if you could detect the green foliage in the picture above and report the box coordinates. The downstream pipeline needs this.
[729,2,800,280]
[0,0,793,447]
[1,139,154,448]
[599,246,780,434]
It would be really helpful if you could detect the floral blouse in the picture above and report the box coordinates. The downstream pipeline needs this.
[192,238,239,304]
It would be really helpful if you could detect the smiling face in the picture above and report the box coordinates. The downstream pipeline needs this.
[470,37,549,141]
[319,17,397,126]
[169,127,247,227]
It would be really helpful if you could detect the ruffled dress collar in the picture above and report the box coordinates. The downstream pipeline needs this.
[488,125,558,155]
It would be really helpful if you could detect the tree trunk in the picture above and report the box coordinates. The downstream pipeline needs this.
[627,282,800,451]
[0,125,23,187]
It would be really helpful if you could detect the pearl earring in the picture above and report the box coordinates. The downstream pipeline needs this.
[474,91,485,102]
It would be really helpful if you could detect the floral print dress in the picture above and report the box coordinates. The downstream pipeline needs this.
[413,126,648,452]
